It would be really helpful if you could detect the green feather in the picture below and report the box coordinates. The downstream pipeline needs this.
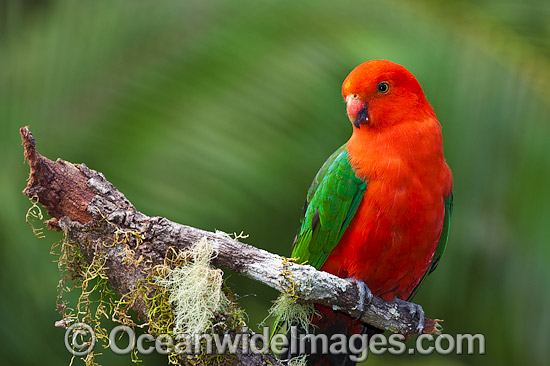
[291,144,367,269]
[271,144,366,339]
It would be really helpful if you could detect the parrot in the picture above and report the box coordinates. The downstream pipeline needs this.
[287,60,453,365]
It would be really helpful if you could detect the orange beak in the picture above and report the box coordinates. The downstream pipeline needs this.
[346,95,369,128]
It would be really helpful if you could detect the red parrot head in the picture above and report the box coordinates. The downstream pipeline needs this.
[342,60,434,129]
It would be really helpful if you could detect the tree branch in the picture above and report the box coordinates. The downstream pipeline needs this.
[20,126,440,365]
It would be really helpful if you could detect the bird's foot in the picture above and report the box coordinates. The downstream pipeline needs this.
[395,298,425,335]
[346,278,373,320]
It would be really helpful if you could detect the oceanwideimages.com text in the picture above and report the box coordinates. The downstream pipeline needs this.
[65,323,485,361]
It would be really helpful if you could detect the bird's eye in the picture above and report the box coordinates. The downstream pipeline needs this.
[377,82,389,93]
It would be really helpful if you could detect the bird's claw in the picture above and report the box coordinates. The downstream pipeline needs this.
[396,298,425,335]
[346,278,373,321]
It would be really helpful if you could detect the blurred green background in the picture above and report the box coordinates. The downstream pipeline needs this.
[1,0,549,365]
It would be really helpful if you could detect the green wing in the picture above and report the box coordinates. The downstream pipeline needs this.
[291,144,367,269]
[271,144,366,339]
[407,193,453,301]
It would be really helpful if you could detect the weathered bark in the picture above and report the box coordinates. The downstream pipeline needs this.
[21,126,440,365]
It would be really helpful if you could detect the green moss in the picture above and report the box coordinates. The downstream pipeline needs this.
[268,257,316,341]
[52,237,112,366]
[287,354,308,366]
[25,196,46,239]
[143,238,247,365]
[269,295,315,333]
[29,198,249,366]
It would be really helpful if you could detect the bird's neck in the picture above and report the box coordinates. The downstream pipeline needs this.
[346,117,447,184]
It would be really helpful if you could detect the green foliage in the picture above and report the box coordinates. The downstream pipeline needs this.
[1,0,549,365]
